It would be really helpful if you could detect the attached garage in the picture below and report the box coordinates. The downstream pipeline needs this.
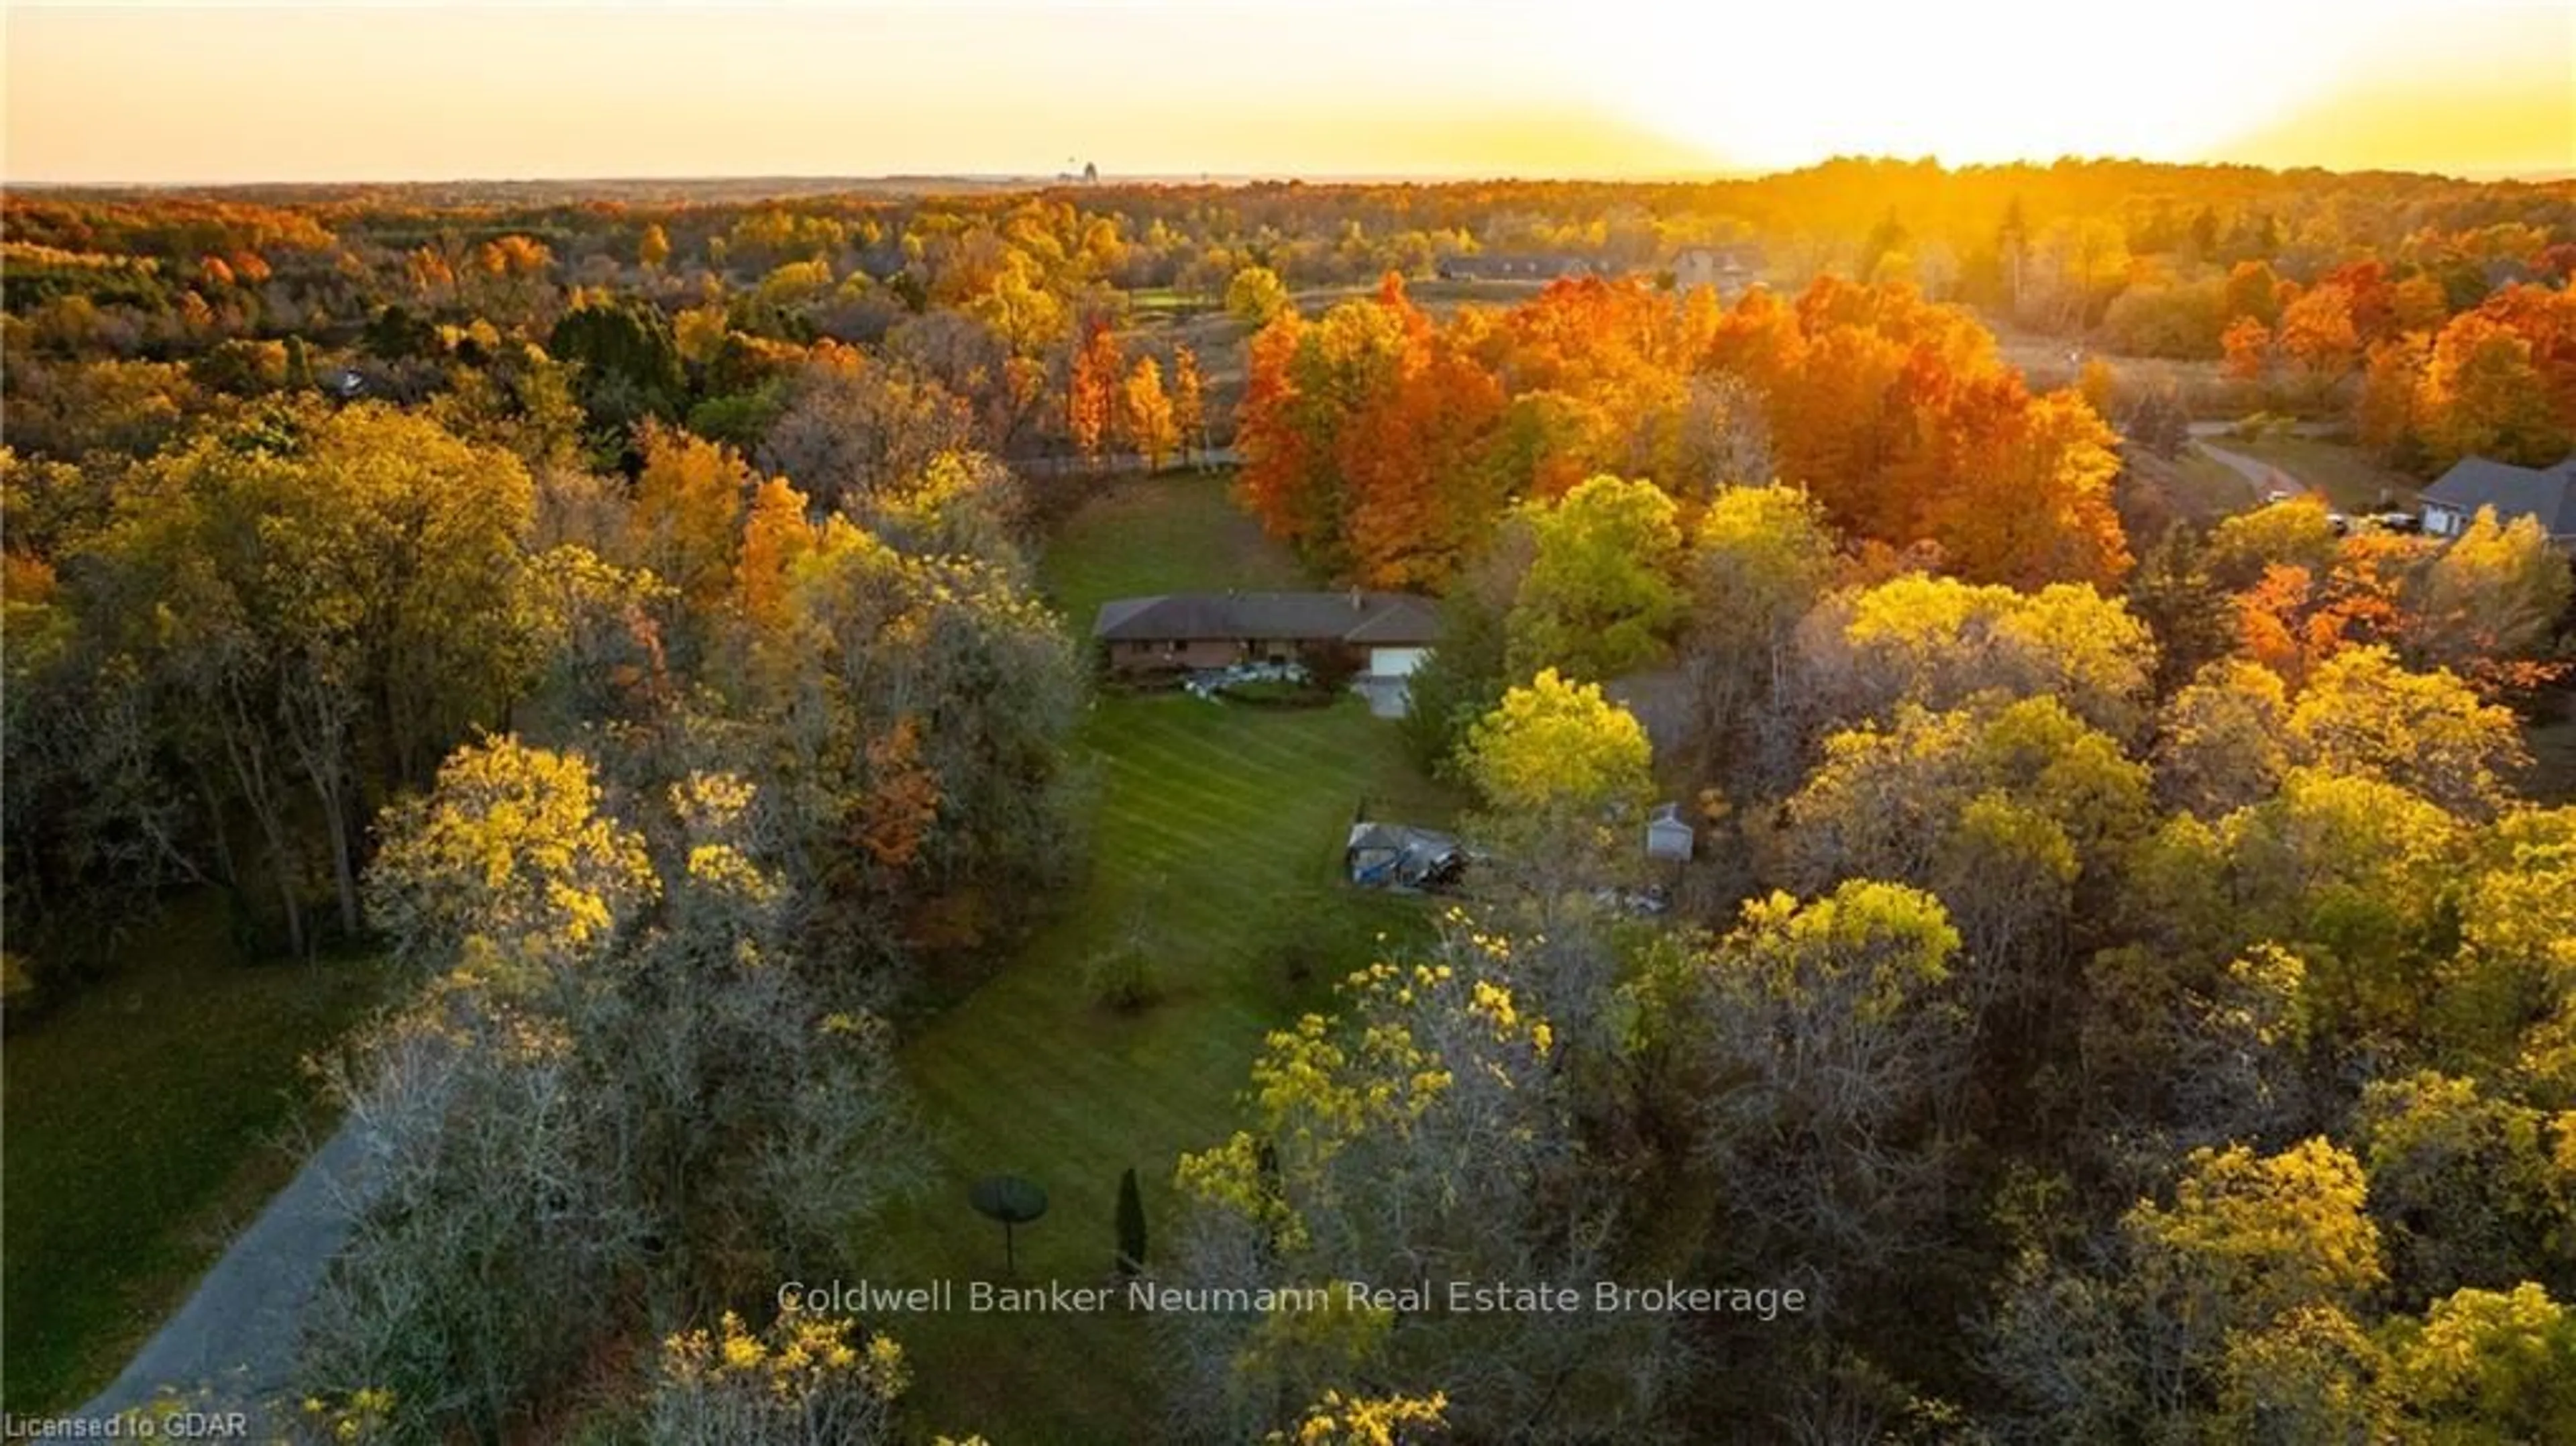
[1366,646,1433,678]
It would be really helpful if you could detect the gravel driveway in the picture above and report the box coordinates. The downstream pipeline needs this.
[66,1119,376,1433]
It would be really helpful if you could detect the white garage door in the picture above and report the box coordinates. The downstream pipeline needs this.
[1368,646,1432,677]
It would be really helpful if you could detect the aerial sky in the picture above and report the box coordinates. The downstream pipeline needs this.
[5,1,2571,184]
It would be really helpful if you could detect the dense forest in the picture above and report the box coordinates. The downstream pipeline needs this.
[6,158,2576,1442]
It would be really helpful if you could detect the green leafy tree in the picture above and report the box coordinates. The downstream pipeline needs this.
[2407,505,2574,689]
[549,297,686,435]
[2383,1284,2576,1443]
[2446,807,2576,1092]
[85,404,540,949]
[2204,498,2341,592]
[2353,1072,2572,1306]
[2169,766,2468,1037]
[1987,1139,2387,1441]
[1226,264,1292,328]
[1503,474,1687,682]
[1782,696,2149,1004]
[1680,483,1841,790]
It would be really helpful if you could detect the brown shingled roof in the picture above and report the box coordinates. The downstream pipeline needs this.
[1092,591,1442,646]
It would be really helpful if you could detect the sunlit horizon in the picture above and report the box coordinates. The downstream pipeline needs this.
[5,0,2572,185]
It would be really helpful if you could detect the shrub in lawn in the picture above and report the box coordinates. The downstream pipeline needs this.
[1084,933,1161,1013]
[1271,935,1324,988]
[1306,648,1362,693]
[1115,1166,1148,1276]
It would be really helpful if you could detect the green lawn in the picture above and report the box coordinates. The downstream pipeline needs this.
[875,474,1460,1442]
[1125,287,1215,318]
[2224,435,2422,513]
[1037,465,1303,629]
[1,894,392,1413]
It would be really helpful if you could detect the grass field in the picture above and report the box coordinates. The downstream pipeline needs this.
[2136,444,2265,522]
[1037,466,1304,626]
[875,470,1461,1441]
[2223,435,2422,513]
[1,894,391,1414]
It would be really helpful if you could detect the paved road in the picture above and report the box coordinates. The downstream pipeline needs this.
[68,1119,378,1433]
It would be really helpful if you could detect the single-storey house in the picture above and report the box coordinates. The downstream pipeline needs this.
[2420,454,2576,549]
[1093,590,1442,677]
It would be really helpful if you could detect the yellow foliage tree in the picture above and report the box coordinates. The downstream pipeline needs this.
[366,737,657,990]
[1119,355,1179,470]
[1460,668,1652,823]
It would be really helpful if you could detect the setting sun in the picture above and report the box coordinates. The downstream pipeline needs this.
[1607,7,2323,170]
[1601,3,2573,174]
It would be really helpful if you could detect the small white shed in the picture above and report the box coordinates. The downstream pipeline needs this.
[1645,802,1695,863]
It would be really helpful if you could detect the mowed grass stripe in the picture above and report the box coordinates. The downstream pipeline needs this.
[876,474,1462,1442]
[1117,703,1384,782]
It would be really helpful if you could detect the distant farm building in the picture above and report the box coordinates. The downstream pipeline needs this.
[2420,454,2576,549]
[1437,252,1595,282]
[1092,591,1442,678]
[1670,244,1763,295]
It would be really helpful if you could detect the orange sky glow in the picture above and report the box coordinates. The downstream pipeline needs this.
[4,1,2571,184]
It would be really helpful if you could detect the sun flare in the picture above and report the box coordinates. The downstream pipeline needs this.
[1601,5,2353,171]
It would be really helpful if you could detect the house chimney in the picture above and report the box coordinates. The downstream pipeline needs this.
[1349,585,1362,611]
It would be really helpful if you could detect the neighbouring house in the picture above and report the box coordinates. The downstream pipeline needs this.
[2420,454,2576,548]
[1093,590,1442,678]
[1670,244,1763,295]
[1645,802,1695,863]
[1437,252,1595,282]
[1346,821,1466,891]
